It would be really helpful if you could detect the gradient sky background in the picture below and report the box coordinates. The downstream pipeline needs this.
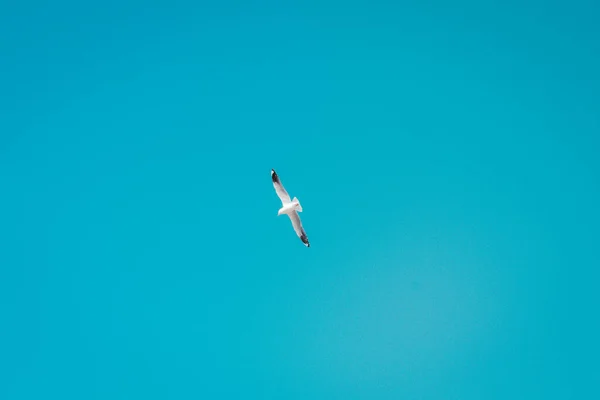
[1,1,599,399]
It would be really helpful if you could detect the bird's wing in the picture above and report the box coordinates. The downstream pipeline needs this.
[288,211,310,247]
[271,169,291,204]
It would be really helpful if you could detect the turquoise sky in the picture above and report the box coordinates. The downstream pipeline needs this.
[1,1,599,399]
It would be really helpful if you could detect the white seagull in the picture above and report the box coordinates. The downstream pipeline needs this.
[271,169,310,247]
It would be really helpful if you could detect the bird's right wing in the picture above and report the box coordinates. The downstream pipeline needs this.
[288,211,310,247]
[271,169,291,204]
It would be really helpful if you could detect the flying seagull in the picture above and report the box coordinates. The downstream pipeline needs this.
[271,169,310,247]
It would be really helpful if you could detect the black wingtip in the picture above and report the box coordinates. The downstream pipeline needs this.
[271,169,279,183]
[301,235,310,247]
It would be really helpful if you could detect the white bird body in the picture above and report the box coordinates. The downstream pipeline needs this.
[271,169,310,247]
[277,198,302,216]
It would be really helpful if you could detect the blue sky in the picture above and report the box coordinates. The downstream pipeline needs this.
[1,1,599,399]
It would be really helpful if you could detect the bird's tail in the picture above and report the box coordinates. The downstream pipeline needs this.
[292,197,303,212]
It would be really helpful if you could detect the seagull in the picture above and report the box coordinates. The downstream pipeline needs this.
[271,169,310,247]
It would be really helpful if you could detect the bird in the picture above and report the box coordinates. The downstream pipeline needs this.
[271,169,310,247]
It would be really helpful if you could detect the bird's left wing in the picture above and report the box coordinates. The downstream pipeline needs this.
[288,211,310,247]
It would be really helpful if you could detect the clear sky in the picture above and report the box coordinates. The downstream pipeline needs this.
[1,1,599,399]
